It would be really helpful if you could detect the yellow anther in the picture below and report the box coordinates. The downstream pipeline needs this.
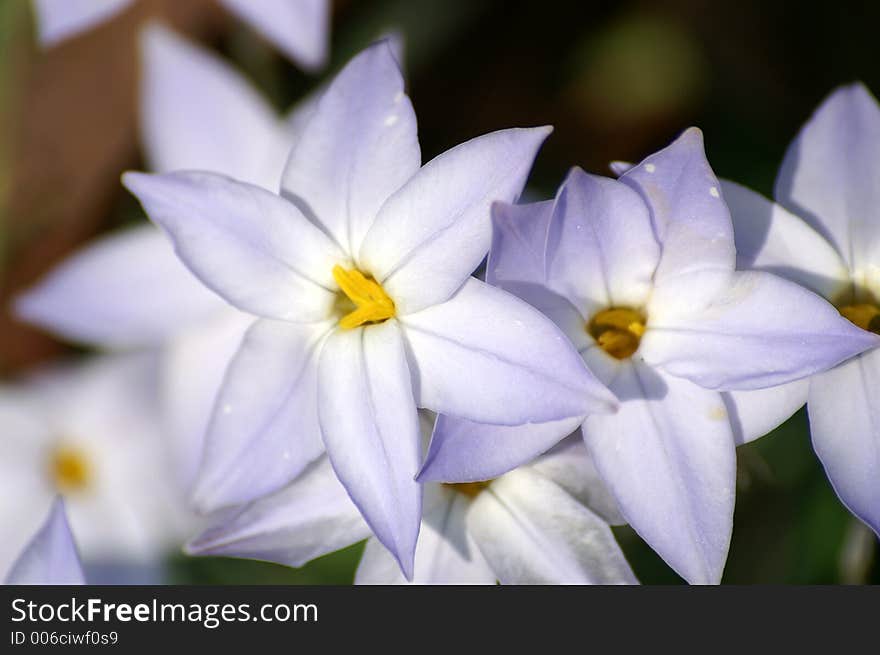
[839,303,880,334]
[588,307,647,360]
[444,481,492,499]
[49,445,90,493]
[332,265,396,330]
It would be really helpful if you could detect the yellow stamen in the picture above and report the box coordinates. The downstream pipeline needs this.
[839,303,880,334]
[49,445,90,493]
[444,481,492,499]
[332,265,396,329]
[588,307,647,359]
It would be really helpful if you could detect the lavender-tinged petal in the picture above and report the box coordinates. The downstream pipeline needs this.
[32,0,132,47]
[139,23,289,191]
[123,171,342,321]
[722,180,851,300]
[191,319,330,513]
[15,226,226,348]
[5,498,85,585]
[622,128,736,315]
[418,414,583,483]
[356,487,495,584]
[722,380,809,446]
[281,40,419,254]
[542,168,659,314]
[317,321,422,579]
[160,310,254,491]
[775,83,880,271]
[219,0,329,72]
[583,362,736,584]
[400,278,617,425]
[642,270,879,390]
[187,457,370,566]
[528,433,625,525]
[808,350,880,535]
[468,469,638,584]
[361,127,552,314]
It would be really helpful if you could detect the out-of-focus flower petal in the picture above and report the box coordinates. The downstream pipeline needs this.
[32,0,133,47]
[139,23,289,190]
[15,226,226,349]
[219,0,329,72]
[5,498,85,585]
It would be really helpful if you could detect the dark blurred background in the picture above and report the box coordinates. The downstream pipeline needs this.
[1,0,877,584]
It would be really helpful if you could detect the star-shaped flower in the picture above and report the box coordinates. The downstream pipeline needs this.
[123,41,616,576]
[724,83,880,535]
[31,0,330,71]
[420,128,878,583]
[0,355,194,576]
[4,497,85,585]
[188,418,636,585]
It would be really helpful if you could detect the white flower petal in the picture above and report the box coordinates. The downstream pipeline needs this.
[721,380,809,445]
[528,434,625,525]
[583,362,736,584]
[401,278,617,425]
[191,319,331,513]
[139,23,290,191]
[622,128,736,316]
[642,270,879,390]
[317,321,422,578]
[5,498,84,585]
[356,486,496,584]
[775,83,880,271]
[281,40,419,254]
[468,468,637,584]
[360,127,552,314]
[543,167,660,313]
[187,457,370,566]
[219,0,329,72]
[32,0,133,47]
[722,180,851,300]
[159,309,254,490]
[15,226,226,348]
[808,349,880,535]
[123,171,342,321]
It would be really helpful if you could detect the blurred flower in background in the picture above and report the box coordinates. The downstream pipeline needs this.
[4,497,85,585]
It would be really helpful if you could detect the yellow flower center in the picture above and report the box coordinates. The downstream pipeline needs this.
[332,265,396,330]
[444,481,492,499]
[588,307,647,359]
[49,445,91,493]
[838,303,880,334]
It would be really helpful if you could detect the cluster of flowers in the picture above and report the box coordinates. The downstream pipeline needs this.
[4,0,879,585]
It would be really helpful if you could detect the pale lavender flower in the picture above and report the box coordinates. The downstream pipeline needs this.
[0,355,193,576]
[420,128,878,583]
[31,0,330,71]
[4,498,85,585]
[123,41,616,577]
[725,83,880,535]
[189,418,635,585]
